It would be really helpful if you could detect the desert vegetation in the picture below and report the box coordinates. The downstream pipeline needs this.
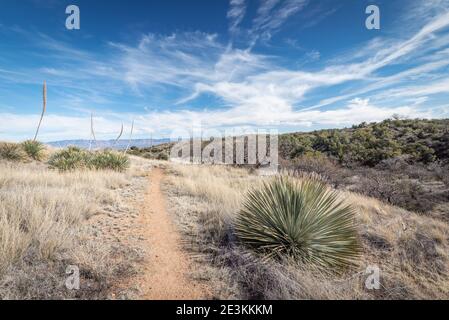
[1,142,130,172]
[133,119,449,219]
[128,144,171,161]
[280,118,449,166]
[1,116,448,300]
[49,147,129,172]
[164,163,449,299]
[235,175,360,268]
[21,140,46,161]
[0,142,28,162]
[0,141,147,299]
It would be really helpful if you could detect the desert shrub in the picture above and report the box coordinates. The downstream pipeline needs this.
[21,140,46,161]
[235,175,360,269]
[48,146,91,171]
[89,150,129,172]
[156,152,169,161]
[49,147,129,172]
[353,168,441,213]
[280,119,449,166]
[0,142,27,161]
[439,164,449,186]
[289,153,347,186]
[141,151,169,161]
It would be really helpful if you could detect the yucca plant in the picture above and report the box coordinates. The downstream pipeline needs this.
[48,146,91,171]
[235,175,360,269]
[90,150,129,172]
[0,142,27,161]
[21,140,46,161]
[48,147,129,172]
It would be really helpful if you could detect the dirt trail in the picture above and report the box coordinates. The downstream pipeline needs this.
[138,168,208,300]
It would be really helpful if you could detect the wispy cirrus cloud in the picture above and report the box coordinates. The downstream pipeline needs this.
[1,0,449,142]
[251,0,309,40]
[227,0,310,45]
[227,0,247,35]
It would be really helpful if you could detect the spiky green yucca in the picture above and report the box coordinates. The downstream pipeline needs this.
[22,140,46,161]
[0,142,27,161]
[89,150,129,172]
[48,147,129,172]
[235,176,360,269]
[48,146,90,171]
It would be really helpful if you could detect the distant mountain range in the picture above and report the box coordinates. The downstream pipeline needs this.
[46,138,171,150]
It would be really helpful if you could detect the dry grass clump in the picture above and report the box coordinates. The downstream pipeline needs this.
[164,164,449,300]
[0,160,142,299]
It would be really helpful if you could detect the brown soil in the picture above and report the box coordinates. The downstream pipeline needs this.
[138,168,209,300]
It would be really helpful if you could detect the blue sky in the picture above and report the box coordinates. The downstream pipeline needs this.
[0,0,449,141]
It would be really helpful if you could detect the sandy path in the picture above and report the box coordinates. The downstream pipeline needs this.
[138,168,208,300]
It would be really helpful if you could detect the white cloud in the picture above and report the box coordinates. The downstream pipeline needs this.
[249,0,309,43]
[227,0,247,35]
[1,4,449,142]
[1,98,437,142]
[0,113,129,142]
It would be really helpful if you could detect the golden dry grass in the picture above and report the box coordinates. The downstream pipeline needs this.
[164,163,449,299]
[0,156,149,299]
[0,161,129,270]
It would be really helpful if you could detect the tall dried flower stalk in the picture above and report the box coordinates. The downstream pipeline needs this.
[124,120,135,154]
[89,113,97,151]
[114,123,124,146]
[33,81,47,141]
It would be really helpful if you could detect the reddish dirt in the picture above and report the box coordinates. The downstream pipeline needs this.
[138,168,209,300]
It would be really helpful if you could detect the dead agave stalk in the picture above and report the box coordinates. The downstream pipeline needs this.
[124,119,134,154]
[89,113,97,151]
[33,81,47,141]
[113,123,124,146]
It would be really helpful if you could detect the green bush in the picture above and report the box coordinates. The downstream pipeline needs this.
[21,140,46,161]
[235,175,360,269]
[48,146,91,171]
[0,142,27,161]
[89,150,129,172]
[157,152,169,161]
[280,119,449,166]
[48,147,129,172]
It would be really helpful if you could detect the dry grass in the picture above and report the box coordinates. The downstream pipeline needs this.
[164,163,449,300]
[0,157,148,299]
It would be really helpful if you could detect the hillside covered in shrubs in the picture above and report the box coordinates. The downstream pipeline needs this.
[280,118,449,166]
[280,119,449,220]
[131,118,449,219]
